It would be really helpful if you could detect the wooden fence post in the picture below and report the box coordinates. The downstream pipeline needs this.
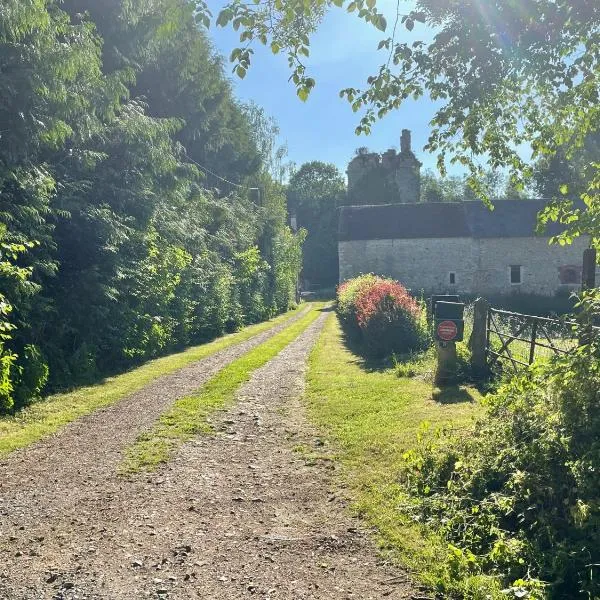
[470,297,489,378]
[582,248,597,291]
[580,248,597,346]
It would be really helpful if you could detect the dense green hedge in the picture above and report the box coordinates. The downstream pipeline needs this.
[0,0,302,412]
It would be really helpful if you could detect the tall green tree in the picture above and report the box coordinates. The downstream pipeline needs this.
[0,0,303,407]
[0,0,124,406]
[421,170,530,203]
[534,129,600,201]
[287,161,345,288]
[244,101,294,184]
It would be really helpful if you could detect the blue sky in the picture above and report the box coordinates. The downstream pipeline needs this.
[209,1,449,178]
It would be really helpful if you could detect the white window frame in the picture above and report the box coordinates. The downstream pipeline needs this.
[509,265,523,285]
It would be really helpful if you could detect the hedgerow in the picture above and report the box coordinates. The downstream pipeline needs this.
[336,275,429,357]
[402,293,600,599]
[0,2,304,413]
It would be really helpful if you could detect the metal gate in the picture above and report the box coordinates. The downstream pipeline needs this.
[486,308,577,372]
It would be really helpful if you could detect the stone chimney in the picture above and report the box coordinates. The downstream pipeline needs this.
[395,129,421,203]
[401,129,412,155]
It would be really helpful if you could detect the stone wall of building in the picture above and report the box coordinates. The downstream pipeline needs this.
[339,236,596,296]
[338,238,475,293]
[472,237,595,296]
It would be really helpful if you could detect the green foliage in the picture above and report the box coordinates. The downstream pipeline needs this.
[271,226,305,313]
[0,0,303,412]
[13,345,49,409]
[534,130,600,201]
[393,348,435,379]
[420,170,530,204]
[244,101,293,183]
[0,225,37,412]
[394,343,472,383]
[286,161,344,288]
[336,273,377,332]
[402,293,600,598]
[209,0,600,246]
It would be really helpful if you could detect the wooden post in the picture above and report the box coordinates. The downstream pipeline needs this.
[582,248,597,291]
[529,320,537,365]
[579,248,597,346]
[435,341,458,385]
[470,297,489,378]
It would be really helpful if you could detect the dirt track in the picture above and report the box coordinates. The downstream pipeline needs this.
[0,310,414,599]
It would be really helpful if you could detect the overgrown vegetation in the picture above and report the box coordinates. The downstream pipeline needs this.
[121,302,324,474]
[402,293,600,599]
[394,343,473,385]
[0,0,303,413]
[0,306,303,457]
[337,275,430,358]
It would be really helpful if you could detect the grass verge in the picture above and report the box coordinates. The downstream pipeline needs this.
[0,305,306,457]
[119,303,327,475]
[305,313,484,594]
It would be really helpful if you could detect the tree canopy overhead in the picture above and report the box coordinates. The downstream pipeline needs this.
[207,0,600,246]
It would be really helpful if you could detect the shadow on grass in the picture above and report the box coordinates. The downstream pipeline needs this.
[338,327,397,373]
[432,385,478,404]
[313,304,335,314]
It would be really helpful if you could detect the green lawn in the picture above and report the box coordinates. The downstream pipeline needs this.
[305,313,484,592]
[120,303,328,474]
[0,305,304,457]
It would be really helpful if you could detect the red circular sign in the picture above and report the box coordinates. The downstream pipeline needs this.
[437,320,458,341]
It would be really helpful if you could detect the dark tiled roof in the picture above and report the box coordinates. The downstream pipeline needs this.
[338,200,564,241]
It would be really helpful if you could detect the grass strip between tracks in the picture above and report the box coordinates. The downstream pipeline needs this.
[0,305,306,457]
[120,303,327,475]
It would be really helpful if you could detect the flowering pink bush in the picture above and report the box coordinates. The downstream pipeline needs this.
[336,275,429,357]
[354,280,420,328]
[336,274,377,329]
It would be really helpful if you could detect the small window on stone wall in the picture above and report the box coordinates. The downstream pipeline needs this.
[449,272,456,285]
[510,265,522,285]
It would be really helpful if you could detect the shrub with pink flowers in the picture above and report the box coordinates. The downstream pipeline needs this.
[336,275,430,357]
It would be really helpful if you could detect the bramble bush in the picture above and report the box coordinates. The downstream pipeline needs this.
[336,275,429,357]
[402,292,600,599]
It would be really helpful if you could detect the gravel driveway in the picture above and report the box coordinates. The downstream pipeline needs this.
[0,308,415,599]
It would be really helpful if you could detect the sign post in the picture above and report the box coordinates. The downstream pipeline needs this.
[432,300,465,385]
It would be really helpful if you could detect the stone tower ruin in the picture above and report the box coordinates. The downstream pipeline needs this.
[346,129,422,205]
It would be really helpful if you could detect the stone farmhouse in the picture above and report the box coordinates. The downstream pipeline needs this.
[338,130,595,297]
